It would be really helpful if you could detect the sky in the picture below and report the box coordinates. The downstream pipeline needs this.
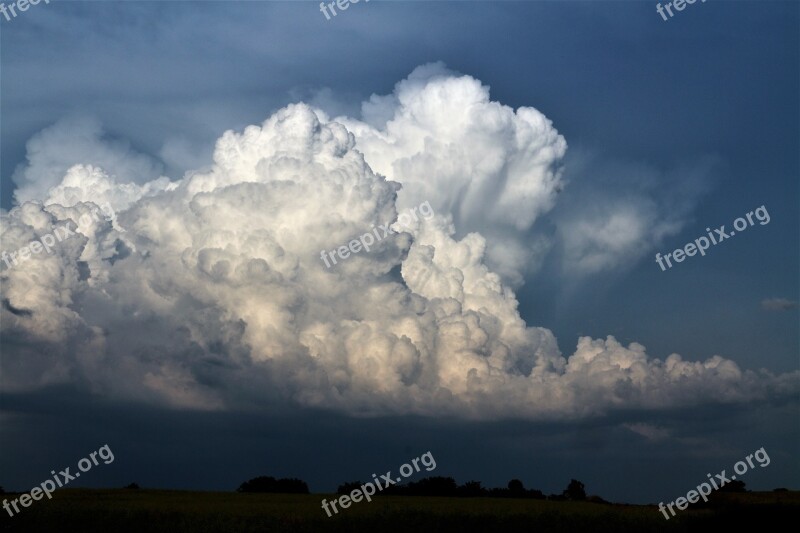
[0,0,798,504]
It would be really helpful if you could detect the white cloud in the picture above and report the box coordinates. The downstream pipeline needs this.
[2,67,797,418]
[332,62,568,286]
[12,116,165,205]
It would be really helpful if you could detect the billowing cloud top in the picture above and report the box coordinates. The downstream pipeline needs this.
[2,65,797,418]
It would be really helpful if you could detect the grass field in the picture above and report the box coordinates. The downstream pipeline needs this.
[1,489,797,532]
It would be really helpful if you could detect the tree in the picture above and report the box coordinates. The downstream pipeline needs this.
[507,479,525,496]
[719,480,747,493]
[527,488,546,500]
[457,480,486,497]
[562,479,586,501]
[124,483,140,490]
[405,476,458,496]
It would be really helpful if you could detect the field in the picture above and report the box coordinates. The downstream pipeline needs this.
[1,489,797,532]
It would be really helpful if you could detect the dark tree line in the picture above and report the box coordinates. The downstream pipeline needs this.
[236,475,587,499]
[235,474,757,500]
[337,476,592,501]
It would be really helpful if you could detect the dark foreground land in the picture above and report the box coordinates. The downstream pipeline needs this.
[1,489,797,532]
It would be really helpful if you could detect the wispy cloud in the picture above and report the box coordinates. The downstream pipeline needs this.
[623,423,671,442]
[761,298,798,312]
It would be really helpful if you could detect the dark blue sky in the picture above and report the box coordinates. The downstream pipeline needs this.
[1,0,798,504]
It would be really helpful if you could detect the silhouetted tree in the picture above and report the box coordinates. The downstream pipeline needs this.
[337,481,363,495]
[562,479,586,501]
[124,483,140,490]
[488,486,510,498]
[507,479,525,496]
[406,476,458,496]
[277,477,309,493]
[0,486,5,494]
[457,480,486,497]
[237,476,309,494]
[719,480,747,493]
[527,488,546,499]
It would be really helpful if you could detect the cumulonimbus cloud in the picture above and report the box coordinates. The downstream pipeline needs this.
[1,65,797,418]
